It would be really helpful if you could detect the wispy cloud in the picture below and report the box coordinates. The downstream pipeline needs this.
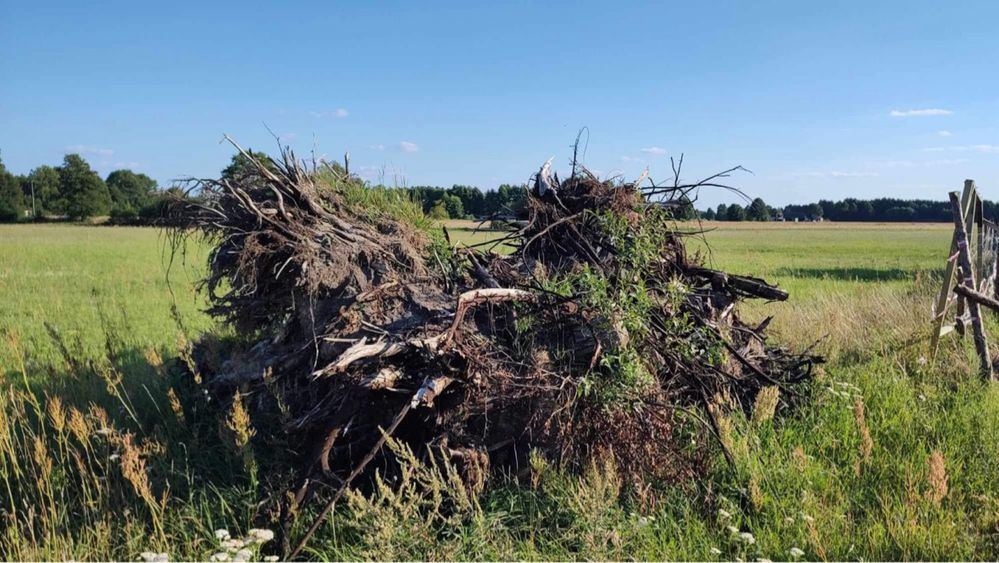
[889,108,953,117]
[65,144,114,157]
[875,158,970,167]
[368,144,386,151]
[112,161,141,169]
[640,146,667,155]
[310,108,349,118]
[938,130,952,137]
[399,141,419,153]
[922,144,999,154]
[798,171,880,178]
[278,132,297,142]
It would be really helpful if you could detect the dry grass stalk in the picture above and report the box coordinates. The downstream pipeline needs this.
[926,449,948,506]
[752,386,780,425]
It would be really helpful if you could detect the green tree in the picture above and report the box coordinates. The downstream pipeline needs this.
[747,197,771,221]
[442,194,464,219]
[725,203,746,221]
[22,165,62,216]
[715,203,728,221]
[0,156,24,222]
[429,200,449,219]
[807,203,823,220]
[106,169,158,214]
[447,185,485,217]
[221,150,276,182]
[60,154,112,220]
[702,208,716,220]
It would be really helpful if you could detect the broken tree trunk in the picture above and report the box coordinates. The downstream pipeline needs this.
[949,191,993,380]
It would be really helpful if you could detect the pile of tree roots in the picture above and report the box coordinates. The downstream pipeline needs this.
[173,140,820,556]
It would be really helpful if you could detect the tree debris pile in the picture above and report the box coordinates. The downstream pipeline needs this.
[174,142,820,548]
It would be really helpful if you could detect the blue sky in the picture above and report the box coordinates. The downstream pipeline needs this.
[2,1,999,207]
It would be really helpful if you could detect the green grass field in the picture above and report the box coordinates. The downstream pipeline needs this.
[2,222,998,561]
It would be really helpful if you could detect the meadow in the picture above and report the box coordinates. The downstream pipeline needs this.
[1,221,998,561]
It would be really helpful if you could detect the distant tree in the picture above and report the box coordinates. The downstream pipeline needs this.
[702,208,716,220]
[221,150,276,182]
[0,156,25,222]
[429,200,449,219]
[106,169,158,215]
[807,203,823,220]
[442,193,464,219]
[495,184,528,217]
[22,165,62,216]
[715,203,728,221]
[60,154,112,220]
[726,203,746,221]
[747,197,770,221]
[672,195,697,220]
[447,185,485,217]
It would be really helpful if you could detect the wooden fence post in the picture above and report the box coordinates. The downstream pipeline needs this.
[930,181,977,357]
[949,190,993,380]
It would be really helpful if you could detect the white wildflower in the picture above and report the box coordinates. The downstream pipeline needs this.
[233,549,253,562]
[790,547,805,558]
[140,552,157,562]
[210,554,229,562]
[221,538,245,551]
[710,547,722,555]
[718,508,732,520]
[109,454,120,461]
[727,525,739,534]
[801,513,815,523]
[248,528,275,543]
[784,516,795,523]
[738,532,756,544]
[214,529,231,541]
[263,557,279,562]
[757,559,772,562]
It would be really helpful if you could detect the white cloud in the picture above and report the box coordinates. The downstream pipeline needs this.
[65,144,114,157]
[310,108,349,118]
[938,130,952,137]
[889,108,953,117]
[922,144,999,154]
[278,132,297,142]
[398,141,419,153]
[368,144,386,151]
[112,161,141,169]
[876,158,970,168]
[798,171,880,178]
[640,146,667,155]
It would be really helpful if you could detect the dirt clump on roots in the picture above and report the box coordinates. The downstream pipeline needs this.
[172,140,821,556]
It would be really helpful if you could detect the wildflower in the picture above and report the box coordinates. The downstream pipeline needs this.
[221,539,245,551]
[801,513,815,523]
[263,557,279,562]
[210,553,230,562]
[139,553,168,562]
[233,549,253,562]
[215,529,231,541]
[784,516,795,523]
[140,552,157,562]
[727,525,739,534]
[109,453,120,461]
[917,356,928,366]
[248,528,275,543]
[738,532,756,544]
[789,547,805,558]
[710,547,722,556]
[718,508,732,520]
[757,559,772,562]
[96,427,113,436]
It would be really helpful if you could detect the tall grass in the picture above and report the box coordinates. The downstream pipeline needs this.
[2,223,999,560]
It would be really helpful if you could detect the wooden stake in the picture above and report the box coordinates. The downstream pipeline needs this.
[930,180,977,357]
[949,190,993,380]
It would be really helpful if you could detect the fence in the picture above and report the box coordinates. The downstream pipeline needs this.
[929,179,999,380]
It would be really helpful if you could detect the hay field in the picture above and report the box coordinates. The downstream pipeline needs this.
[2,222,998,560]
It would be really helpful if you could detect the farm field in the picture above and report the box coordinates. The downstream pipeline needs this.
[2,222,998,560]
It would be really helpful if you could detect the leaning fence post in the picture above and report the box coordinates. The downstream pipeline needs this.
[949,190,993,380]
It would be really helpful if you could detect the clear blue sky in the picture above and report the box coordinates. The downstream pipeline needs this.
[2,1,998,207]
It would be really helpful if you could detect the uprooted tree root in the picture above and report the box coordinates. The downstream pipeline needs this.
[170,139,821,557]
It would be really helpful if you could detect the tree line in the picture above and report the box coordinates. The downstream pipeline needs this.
[701,196,999,222]
[4,149,988,224]
[0,152,181,222]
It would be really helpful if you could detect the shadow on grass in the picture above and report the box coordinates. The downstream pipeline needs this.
[773,266,932,282]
